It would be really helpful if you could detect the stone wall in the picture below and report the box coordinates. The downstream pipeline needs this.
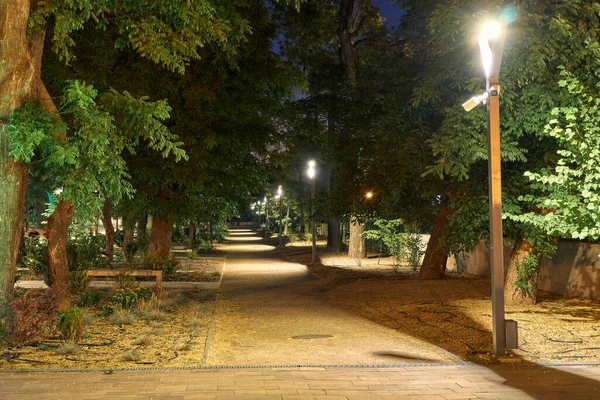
[457,239,600,301]
[537,240,600,301]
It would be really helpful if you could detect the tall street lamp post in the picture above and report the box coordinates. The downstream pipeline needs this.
[277,186,284,246]
[307,161,317,263]
[462,21,510,356]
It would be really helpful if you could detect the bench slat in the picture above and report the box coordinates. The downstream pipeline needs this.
[85,270,162,287]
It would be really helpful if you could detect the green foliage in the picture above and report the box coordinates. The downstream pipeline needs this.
[106,287,153,312]
[29,0,253,74]
[67,233,108,270]
[69,270,91,296]
[365,219,425,270]
[79,289,104,307]
[57,305,85,342]
[143,256,179,280]
[99,90,187,162]
[5,101,64,164]
[195,239,214,254]
[509,70,600,241]
[514,254,539,297]
[21,237,49,280]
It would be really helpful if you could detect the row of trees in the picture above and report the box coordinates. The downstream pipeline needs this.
[3,0,600,320]
[263,0,600,305]
[0,0,302,316]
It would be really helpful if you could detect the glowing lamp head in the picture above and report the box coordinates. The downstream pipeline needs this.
[481,21,502,39]
[277,185,283,196]
[365,191,373,200]
[307,160,316,179]
[478,21,503,78]
[264,196,267,203]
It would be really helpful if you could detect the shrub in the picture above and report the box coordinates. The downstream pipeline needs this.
[143,255,179,280]
[70,270,90,295]
[9,289,57,346]
[79,289,104,307]
[515,254,539,296]
[66,233,108,271]
[106,287,153,312]
[365,219,425,270]
[21,237,49,282]
[57,306,85,342]
[195,239,213,254]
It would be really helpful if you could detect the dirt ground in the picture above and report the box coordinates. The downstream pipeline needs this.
[0,289,216,371]
[290,247,600,364]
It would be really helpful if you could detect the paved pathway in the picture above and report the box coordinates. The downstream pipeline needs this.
[1,364,600,399]
[205,229,456,366]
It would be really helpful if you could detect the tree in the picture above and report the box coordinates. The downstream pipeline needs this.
[401,0,600,297]
[0,0,258,311]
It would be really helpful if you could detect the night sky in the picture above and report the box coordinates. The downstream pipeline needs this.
[373,0,404,28]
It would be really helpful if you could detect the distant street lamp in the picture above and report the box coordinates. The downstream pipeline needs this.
[277,185,284,246]
[365,191,374,200]
[307,161,317,263]
[462,20,509,356]
[251,203,256,229]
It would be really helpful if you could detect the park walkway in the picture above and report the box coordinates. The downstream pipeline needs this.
[204,228,457,366]
[2,228,600,399]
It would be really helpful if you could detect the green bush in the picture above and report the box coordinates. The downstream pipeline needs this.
[106,287,153,312]
[79,289,104,307]
[21,237,49,281]
[515,254,538,296]
[70,270,90,295]
[67,233,108,271]
[195,239,213,254]
[365,219,425,270]
[143,255,179,280]
[57,305,85,342]
[114,230,124,247]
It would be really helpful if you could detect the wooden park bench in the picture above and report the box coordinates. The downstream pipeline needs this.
[86,269,162,288]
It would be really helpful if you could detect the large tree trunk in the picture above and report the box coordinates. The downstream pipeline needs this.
[147,213,174,259]
[505,238,537,305]
[189,222,196,249]
[137,214,148,241]
[348,218,366,259]
[419,197,453,279]
[0,0,51,313]
[338,0,358,85]
[122,213,135,258]
[328,219,343,251]
[46,200,74,312]
[101,198,114,262]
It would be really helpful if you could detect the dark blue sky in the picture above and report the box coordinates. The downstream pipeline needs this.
[373,0,404,28]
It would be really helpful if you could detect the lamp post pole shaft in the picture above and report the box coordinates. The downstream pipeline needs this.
[487,77,506,356]
[311,178,316,263]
